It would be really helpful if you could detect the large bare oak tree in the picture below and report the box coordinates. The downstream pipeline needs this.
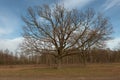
[21,4,112,68]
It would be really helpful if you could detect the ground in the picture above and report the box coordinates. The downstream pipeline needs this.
[0,63,120,80]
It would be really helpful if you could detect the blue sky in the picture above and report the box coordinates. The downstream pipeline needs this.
[0,0,120,52]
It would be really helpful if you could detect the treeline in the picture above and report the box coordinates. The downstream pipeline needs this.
[0,49,18,64]
[0,49,30,65]
[0,48,120,65]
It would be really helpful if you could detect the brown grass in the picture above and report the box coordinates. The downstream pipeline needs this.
[0,63,120,80]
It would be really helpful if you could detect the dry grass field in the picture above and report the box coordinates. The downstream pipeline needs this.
[0,63,120,80]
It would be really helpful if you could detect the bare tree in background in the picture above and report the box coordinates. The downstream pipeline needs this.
[21,4,113,68]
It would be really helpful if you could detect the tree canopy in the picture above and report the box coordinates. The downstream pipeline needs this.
[21,4,113,68]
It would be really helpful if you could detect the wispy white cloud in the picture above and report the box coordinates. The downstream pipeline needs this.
[102,0,120,11]
[0,9,22,39]
[0,10,22,52]
[0,28,12,35]
[0,10,20,36]
[0,37,24,52]
[106,38,120,50]
[60,0,94,9]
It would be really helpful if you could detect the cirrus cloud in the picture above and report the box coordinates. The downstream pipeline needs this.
[0,9,21,37]
[60,0,95,9]
[0,10,23,53]
[102,0,120,11]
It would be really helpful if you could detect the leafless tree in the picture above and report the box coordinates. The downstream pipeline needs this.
[21,4,113,68]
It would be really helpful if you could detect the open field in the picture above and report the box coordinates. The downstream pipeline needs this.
[0,63,120,80]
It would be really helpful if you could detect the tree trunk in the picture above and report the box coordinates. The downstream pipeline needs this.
[81,51,87,66]
[54,57,61,69]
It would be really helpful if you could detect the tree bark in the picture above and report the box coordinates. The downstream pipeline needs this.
[54,57,62,69]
